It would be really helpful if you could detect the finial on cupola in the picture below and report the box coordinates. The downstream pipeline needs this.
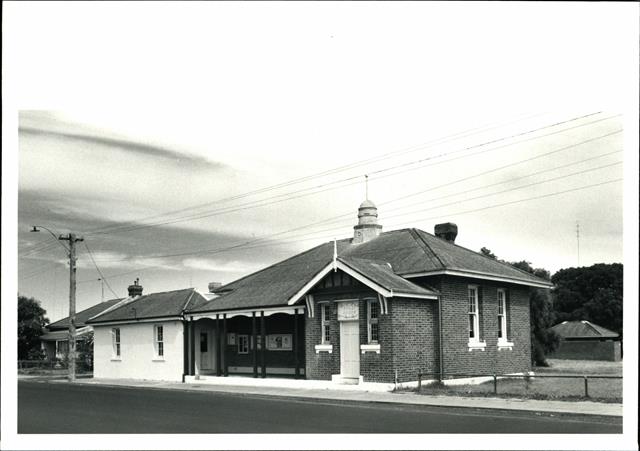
[352,176,383,244]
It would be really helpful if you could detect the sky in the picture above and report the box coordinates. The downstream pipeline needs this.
[4,2,636,322]
[2,2,639,450]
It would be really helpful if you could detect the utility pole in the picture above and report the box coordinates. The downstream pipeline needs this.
[59,232,84,382]
[576,221,580,267]
[98,278,105,303]
[30,226,83,382]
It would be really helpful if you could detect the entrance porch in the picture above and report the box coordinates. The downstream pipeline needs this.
[184,306,305,379]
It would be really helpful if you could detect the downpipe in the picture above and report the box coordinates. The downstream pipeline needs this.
[438,295,444,382]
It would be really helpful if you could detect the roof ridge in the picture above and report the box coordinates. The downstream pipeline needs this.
[181,289,200,312]
[48,298,124,327]
[182,288,196,312]
[140,287,193,296]
[88,296,139,322]
[582,320,613,336]
[409,228,447,270]
[95,287,193,317]
[414,228,549,283]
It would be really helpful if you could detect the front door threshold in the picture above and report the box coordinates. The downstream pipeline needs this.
[331,374,364,385]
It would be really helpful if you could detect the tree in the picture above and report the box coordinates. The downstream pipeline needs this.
[508,260,559,366]
[551,263,623,337]
[18,295,49,360]
[77,332,94,371]
[480,247,497,259]
[479,251,560,366]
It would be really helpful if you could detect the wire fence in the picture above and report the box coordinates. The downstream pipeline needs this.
[415,372,622,399]
[18,359,93,372]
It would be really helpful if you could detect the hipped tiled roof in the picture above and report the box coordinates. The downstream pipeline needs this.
[341,228,548,285]
[47,298,123,330]
[188,227,550,314]
[40,326,93,341]
[87,288,207,324]
[550,320,619,339]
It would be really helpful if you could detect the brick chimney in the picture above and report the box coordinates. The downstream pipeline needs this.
[434,223,458,243]
[127,278,143,297]
[208,282,222,293]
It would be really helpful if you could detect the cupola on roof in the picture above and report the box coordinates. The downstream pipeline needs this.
[359,199,377,209]
[353,199,382,244]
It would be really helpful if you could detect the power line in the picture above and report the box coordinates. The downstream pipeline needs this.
[389,178,623,228]
[76,178,622,283]
[220,161,623,251]
[382,161,622,222]
[88,132,622,265]
[77,264,162,284]
[82,242,121,299]
[85,112,616,237]
[19,112,618,279]
[20,240,62,258]
[82,112,548,236]
[377,132,622,211]
[20,114,620,283]
[577,221,581,266]
[123,178,630,274]
[90,158,622,265]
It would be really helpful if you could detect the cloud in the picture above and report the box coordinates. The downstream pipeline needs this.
[19,125,223,171]
[181,257,262,273]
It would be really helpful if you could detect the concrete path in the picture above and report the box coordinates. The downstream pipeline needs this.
[39,376,622,417]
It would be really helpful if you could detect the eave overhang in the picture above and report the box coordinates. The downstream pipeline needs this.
[401,268,554,289]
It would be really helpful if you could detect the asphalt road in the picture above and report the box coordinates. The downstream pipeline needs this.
[18,380,621,434]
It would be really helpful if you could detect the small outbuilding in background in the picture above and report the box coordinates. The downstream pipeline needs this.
[548,320,621,361]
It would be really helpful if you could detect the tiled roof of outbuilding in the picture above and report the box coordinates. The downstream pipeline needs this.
[47,298,123,330]
[550,320,619,339]
[188,227,551,314]
[87,288,207,324]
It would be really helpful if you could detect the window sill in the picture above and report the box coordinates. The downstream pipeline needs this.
[498,341,514,350]
[467,341,486,351]
[360,344,381,354]
[315,344,333,354]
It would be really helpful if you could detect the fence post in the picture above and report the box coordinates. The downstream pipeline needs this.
[493,374,498,394]
[418,372,422,392]
[584,376,589,398]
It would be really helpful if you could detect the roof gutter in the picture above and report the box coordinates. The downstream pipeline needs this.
[88,315,182,326]
[402,269,553,289]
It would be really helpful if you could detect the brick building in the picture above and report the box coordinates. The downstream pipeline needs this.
[548,320,621,362]
[88,200,551,384]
